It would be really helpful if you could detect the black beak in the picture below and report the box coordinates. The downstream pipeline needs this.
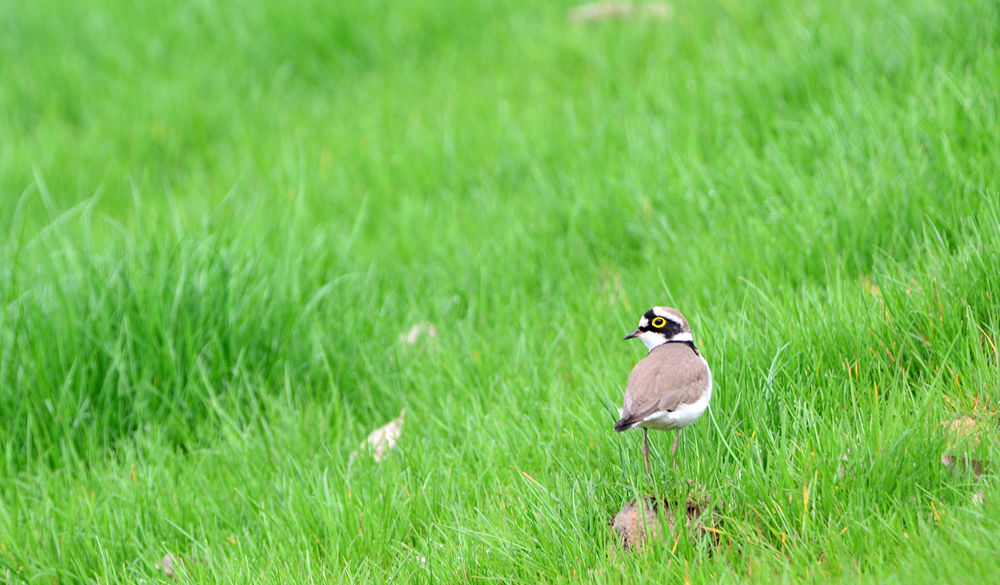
[623,330,640,340]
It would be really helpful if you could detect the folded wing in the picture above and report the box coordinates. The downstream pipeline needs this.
[615,344,708,431]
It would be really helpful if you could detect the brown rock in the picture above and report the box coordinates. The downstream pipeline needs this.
[941,453,985,479]
[610,493,716,552]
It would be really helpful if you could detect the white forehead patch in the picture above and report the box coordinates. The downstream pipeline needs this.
[651,306,685,325]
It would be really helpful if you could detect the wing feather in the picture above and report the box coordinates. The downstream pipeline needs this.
[615,344,708,431]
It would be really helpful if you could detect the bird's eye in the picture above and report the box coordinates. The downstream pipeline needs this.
[651,316,667,328]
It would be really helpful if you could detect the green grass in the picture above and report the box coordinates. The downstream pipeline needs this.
[2,0,999,582]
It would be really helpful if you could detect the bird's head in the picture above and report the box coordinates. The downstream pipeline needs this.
[624,306,692,351]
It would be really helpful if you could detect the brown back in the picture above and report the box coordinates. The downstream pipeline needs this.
[617,343,709,429]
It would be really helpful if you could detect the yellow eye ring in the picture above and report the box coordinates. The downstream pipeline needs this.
[651,316,667,328]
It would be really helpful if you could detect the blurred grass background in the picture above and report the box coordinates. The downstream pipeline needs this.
[1,0,998,582]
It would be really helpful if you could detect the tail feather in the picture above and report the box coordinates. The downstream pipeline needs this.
[614,417,637,432]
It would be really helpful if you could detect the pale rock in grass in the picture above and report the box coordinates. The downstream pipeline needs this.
[400,322,438,346]
[610,497,661,551]
[836,448,852,480]
[160,554,180,579]
[350,408,406,463]
[569,1,632,22]
[567,1,673,23]
[610,488,717,554]
[159,554,205,579]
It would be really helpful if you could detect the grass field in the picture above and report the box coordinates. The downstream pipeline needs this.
[2,0,999,582]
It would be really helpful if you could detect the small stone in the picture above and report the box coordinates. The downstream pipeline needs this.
[350,408,406,463]
[941,453,985,480]
[610,491,716,554]
[611,497,661,550]
[567,1,672,23]
[568,1,634,22]
[160,554,179,579]
[400,323,438,345]
[837,449,851,479]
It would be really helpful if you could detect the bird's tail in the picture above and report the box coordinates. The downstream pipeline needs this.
[613,417,635,433]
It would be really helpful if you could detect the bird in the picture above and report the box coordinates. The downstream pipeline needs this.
[615,306,712,476]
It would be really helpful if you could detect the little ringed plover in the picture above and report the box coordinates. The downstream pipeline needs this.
[615,306,712,475]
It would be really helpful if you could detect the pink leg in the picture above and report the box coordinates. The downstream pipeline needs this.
[642,429,652,476]
[670,429,682,471]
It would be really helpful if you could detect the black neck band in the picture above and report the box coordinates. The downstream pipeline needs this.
[665,339,699,354]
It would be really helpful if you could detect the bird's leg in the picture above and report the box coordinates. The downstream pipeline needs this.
[670,429,682,471]
[642,429,652,477]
